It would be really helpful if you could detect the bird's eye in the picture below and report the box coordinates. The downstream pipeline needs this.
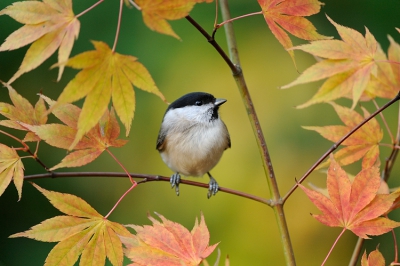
[195,100,202,106]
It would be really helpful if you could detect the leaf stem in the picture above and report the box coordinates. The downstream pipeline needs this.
[215,11,263,30]
[105,148,135,185]
[23,172,273,206]
[391,225,399,264]
[322,228,346,266]
[104,183,136,219]
[0,129,49,171]
[76,0,104,18]
[383,101,400,182]
[112,0,124,52]
[128,0,141,10]
[283,91,400,203]
[373,99,394,143]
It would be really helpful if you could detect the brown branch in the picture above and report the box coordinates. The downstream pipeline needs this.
[186,2,296,265]
[283,91,400,204]
[23,172,272,206]
[185,16,239,75]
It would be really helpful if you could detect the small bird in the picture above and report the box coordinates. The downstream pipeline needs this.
[156,92,231,198]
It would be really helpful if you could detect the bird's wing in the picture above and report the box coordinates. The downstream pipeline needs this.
[224,122,231,149]
[156,128,167,151]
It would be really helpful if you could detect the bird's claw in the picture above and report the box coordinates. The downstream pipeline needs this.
[170,173,181,196]
[207,174,219,199]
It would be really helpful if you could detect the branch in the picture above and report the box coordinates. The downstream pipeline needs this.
[185,16,238,75]
[348,237,364,266]
[186,3,296,265]
[283,91,400,204]
[23,172,272,206]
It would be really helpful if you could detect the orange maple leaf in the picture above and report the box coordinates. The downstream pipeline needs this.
[10,183,133,266]
[282,15,382,109]
[303,102,382,169]
[0,0,80,83]
[299,157,400,239]
[54,40,166,149]
[257,0,330,64]
[0,143,24,200]
[136,0,212,39]
[20,95,128,170]
[361,248,385,266]
[122,212,218,266]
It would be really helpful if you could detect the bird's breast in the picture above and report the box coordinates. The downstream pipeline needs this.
[160,122,228,177]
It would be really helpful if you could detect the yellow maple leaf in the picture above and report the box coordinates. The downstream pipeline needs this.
[0,144,24,200]
[10,183,133,266]
[136,0,211,39]
[0,0,80,83]
[54,41,166,149]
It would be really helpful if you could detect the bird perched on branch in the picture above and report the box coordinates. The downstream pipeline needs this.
[156,92,231,198]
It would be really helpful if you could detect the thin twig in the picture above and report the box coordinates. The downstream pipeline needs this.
[23,172,273,205]
[348,237,364,266]
[283,91,400,203]
[185,16,238,75]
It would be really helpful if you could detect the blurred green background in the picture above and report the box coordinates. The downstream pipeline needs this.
[0,0,399,265]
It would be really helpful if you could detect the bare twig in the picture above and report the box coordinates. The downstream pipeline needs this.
[348,237,364,266]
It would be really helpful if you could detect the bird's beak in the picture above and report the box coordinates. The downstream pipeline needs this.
[215,98,227,106]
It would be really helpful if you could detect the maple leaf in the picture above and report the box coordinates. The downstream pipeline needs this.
[282,15,381,109]
[361,248,385,266]
[303,102,382,169]
[10,183,133,266]
[299,157,400,239]
[136,0,212,39]
[0,0,80,83]
[122,212,218,266]
[0,83,47,142]
[0,144,24,200]
[20,95,128,170]
[361,36,400,101]
[53,41,166,149]
[257,0,330,64]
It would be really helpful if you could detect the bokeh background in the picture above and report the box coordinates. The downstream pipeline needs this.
[0,0,399,265]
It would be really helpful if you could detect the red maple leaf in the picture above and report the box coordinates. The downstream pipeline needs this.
[299,157,400,239]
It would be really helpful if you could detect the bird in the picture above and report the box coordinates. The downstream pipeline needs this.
[156,92,231,198]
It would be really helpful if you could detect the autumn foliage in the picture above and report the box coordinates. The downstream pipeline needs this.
[1,0,400,265]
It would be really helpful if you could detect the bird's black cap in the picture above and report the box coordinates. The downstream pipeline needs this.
[167,92,216,111]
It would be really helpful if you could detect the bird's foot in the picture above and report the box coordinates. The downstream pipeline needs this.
[170,173,181,196]
[207,173,219,199]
